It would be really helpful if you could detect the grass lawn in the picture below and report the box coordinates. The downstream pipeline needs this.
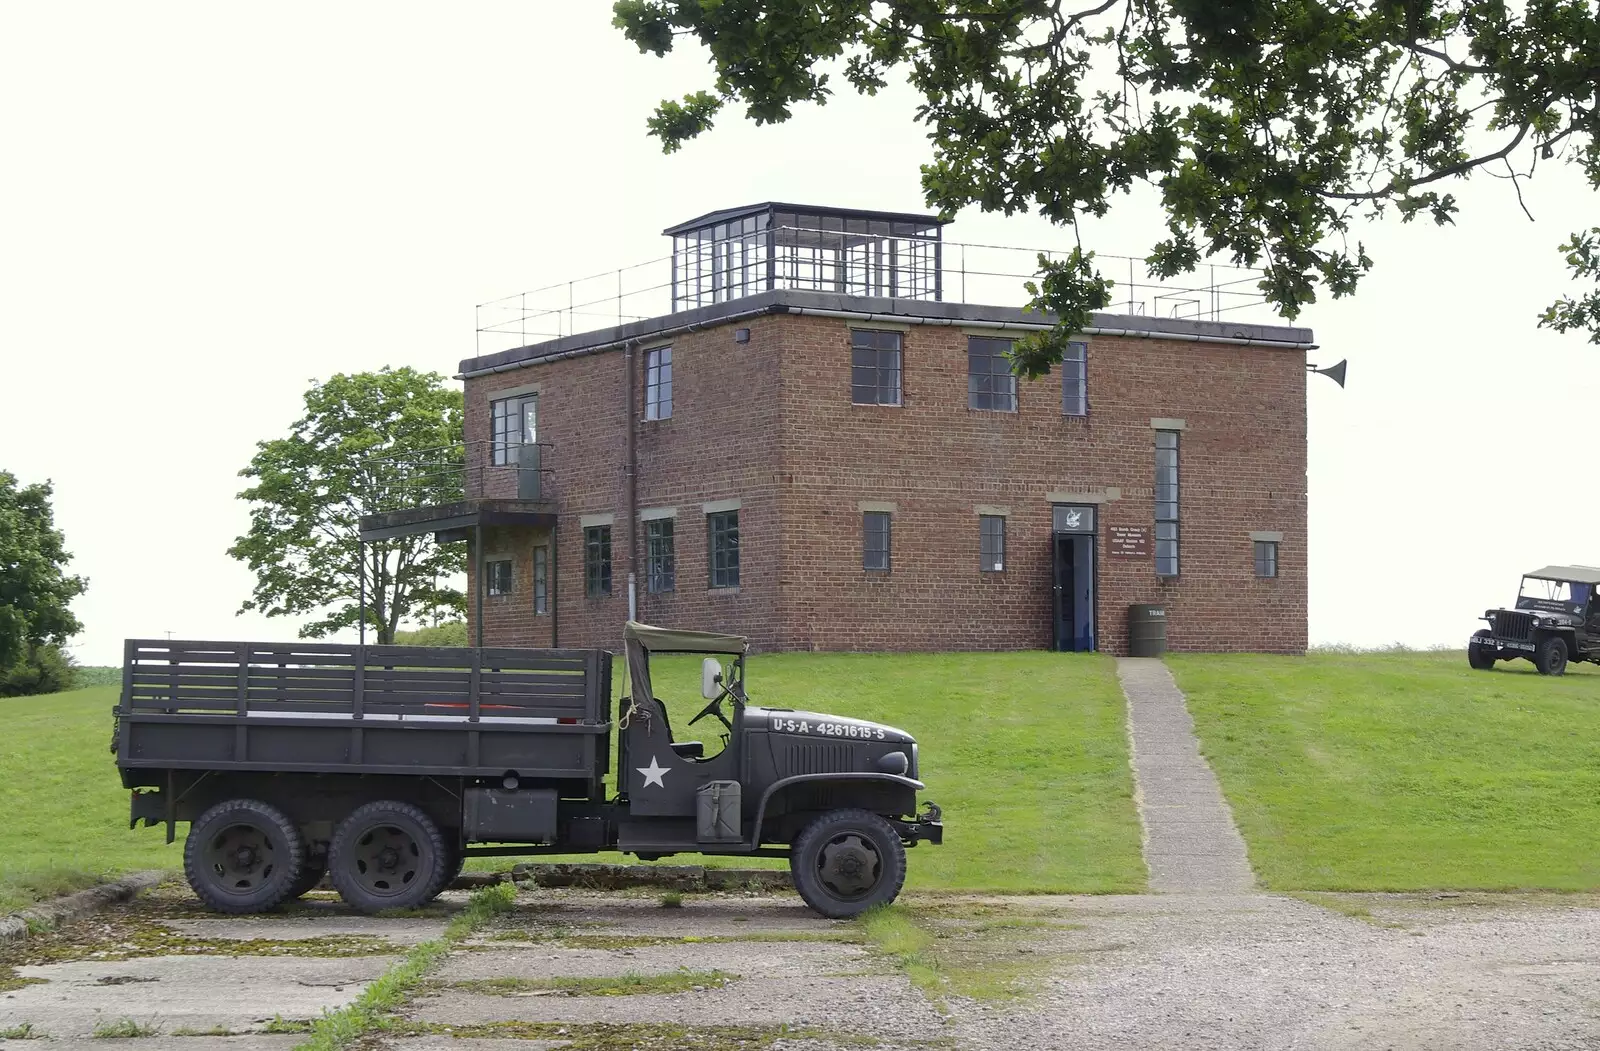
[1168,651,1600,892]
[0,686,181,913]
[0,652,1145,912]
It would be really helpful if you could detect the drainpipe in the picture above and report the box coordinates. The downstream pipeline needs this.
[625,341,640,627]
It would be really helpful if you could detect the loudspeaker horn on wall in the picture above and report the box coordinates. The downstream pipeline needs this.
[1306,359,1347,388]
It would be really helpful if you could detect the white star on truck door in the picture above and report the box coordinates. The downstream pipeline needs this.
[637,756,669,788]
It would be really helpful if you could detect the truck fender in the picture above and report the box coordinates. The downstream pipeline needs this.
[747,772,926,850]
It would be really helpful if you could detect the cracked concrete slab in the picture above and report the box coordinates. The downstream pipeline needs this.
[0,953,396,1040]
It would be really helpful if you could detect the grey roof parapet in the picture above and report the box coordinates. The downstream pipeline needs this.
[458,289,1316,378]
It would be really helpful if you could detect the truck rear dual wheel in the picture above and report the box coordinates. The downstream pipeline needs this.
[328,801,449,914]
[183,799,306,914]
[790,809,907,919]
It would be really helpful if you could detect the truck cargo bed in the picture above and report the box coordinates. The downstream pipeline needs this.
[115,640,612,783]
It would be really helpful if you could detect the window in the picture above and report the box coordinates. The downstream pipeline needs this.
[980,515,1006,572]
[584,526,612,597]
[1155,430,1180,577]
[486,559,513,597]
[851,329,902,405]
[708,511,740,588]
[533,547,548,614]
[646,518,676,593]
[645,347,672,420]
[863,512,891,572]
[1254,541,1278,579]
[491,393,538,465]
[1062,341,1087,416]
[967,337,1017,411]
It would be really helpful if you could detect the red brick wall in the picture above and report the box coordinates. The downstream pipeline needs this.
[463,311,1308,655]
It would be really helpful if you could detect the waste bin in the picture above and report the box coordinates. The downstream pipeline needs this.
[1128,604,1167,657]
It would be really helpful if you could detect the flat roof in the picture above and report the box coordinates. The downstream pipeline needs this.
[458,289,1316,378]
[664,202,947,237]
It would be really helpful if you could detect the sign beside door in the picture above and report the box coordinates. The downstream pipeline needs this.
[1107,525,1150,558]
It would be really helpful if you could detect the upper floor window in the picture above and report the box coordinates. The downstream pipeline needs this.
[584,525,612,597]
[980,515,1006,572]
[1155,430,1180,577]
[863,511,891,572]
[968,337,1017,411]
[1062,341,1087,416]
[851,329,902,406]
[486,559,513,597]
[645,347,673,421]
[708,510,740,588]
[646,518,676,594]
[491,392,537,466]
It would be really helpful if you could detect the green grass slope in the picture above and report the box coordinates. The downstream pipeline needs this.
[0,652,1145,912]
[0,686,183,913]
[1169,652,1600,891]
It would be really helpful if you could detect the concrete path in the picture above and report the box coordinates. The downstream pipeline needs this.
[1116,657,1256,893]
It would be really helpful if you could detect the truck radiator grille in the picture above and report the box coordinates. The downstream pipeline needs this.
[1493,611,1535,641]
[782,742,854,775]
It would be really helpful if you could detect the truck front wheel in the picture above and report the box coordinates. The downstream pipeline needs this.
[329,801,448,914]
[1535,635,1570,676]
[1467,631,1498,670]
[183,799,306,914]
[790,809,907,919]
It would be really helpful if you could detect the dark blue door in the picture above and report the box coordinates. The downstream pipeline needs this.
[1052,533,1097,651]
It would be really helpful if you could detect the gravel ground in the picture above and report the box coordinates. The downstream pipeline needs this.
[5,885,1600,1049]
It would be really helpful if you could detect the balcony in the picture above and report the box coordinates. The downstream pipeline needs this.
[357,439,556,544]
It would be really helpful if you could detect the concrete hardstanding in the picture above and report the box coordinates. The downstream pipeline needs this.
[464,311,1308,654]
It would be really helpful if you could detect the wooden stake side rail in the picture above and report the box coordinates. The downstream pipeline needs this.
[119,639,612,722]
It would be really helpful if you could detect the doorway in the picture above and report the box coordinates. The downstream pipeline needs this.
[1051,505,1097,651]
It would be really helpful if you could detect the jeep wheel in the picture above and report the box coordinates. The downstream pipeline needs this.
[329,801,447,914]
[1467,631,1498,671]
[183,799,306,914]
[790,809,906,919]
[1535,635,1569,676]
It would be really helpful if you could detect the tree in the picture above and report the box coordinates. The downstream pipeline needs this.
[614,0,1600,370]
[228,367,466,645]
[0,471,86,671]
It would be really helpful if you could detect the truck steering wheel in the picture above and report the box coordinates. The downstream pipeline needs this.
[688,690,734,732]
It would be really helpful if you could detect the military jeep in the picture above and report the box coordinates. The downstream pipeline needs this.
[1469,566,1600,675]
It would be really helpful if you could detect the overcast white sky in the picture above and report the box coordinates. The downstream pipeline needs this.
[2,3,1597,665]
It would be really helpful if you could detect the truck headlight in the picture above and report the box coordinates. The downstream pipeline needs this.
[876,751,909,776]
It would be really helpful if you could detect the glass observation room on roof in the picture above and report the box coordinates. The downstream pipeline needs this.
[666,203,946,312]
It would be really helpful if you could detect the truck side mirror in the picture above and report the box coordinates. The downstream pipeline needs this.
[701,658,723,700]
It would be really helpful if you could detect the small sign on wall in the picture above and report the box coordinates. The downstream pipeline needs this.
[1108,525,1150,558]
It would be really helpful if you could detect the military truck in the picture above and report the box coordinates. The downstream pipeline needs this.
[1469,566,1600,675]
[113,622,941,918]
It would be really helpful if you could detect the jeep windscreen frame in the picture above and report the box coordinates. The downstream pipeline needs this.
[1515,576,1592,616]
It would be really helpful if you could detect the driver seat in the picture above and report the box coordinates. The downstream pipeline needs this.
[649,697,704,760]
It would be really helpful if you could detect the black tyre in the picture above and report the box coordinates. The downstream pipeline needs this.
[789,808,907,919]
[1467,631,1498,671]
[424,838,465,901]
[1535,635,1570,676]
[183,799,306,915]
[329,801,446,913]
[285,854,328,899]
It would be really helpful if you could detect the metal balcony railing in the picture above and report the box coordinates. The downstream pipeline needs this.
[362,440,555,512]
[474,229,1276,356]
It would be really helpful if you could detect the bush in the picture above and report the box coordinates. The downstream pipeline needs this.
[0,644,78,697]
[392,621,467,647]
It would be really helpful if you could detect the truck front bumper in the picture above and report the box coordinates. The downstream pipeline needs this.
[894,801,944,845]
